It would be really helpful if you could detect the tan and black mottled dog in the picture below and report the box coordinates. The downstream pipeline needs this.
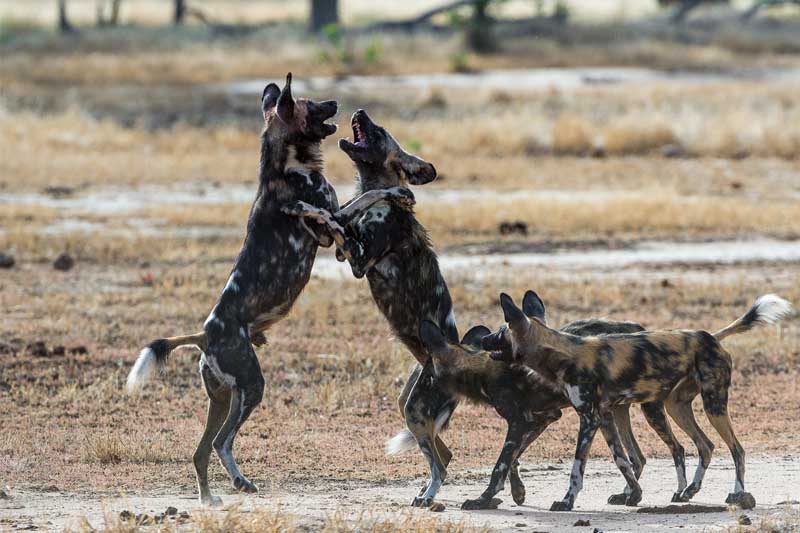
[481,291,792,512]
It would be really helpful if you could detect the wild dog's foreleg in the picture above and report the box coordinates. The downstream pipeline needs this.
[640,401,687,502]
[551,403,599,512]
[463,412,557,510]
[608,405,646,505]
[508,409,562,505]
[599,411,642,506]
[404,360,457,508]
[281,201,366,268]
[667,378,713,502]
[335,187,415,225]
[194,365,231,506]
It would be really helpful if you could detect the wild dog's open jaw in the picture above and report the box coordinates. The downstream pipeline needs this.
[339,110,379,161]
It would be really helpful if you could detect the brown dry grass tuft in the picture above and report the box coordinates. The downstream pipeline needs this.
[602,118,679,156]
[551,114,595,156]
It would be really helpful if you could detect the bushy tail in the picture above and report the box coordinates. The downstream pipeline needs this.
[714,294,793,341]
[126,332,206,393]
[384,405,452,455]
[385,429,417,455]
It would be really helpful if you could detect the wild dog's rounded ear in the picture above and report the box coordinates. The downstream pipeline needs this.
[261,83,280,119]
[276,72,295,124]
[522,290,546,323]
[500,293,527,327]
[400,152,437,185]
[420,320,448,353]
[461,325,491,348]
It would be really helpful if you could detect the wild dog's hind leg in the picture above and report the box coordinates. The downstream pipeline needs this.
[394,364,452,500]
[697,346,754,509]
[640,402,687,502]
[205,330,265,494]
[667,378,714,502]
[404,361,457,507]
[194,364,231,506]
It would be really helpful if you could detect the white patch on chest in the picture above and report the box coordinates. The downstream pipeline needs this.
[288,232,304,252]
[285,146,314,180]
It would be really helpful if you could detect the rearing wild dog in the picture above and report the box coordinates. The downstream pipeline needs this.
[282,110,457,507]
[482,291,792,511]
[126,77,413,506]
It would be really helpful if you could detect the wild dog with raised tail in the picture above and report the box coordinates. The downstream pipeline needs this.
[482,291,792,511]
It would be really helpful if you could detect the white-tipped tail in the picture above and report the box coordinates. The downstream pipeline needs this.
[126,347,157,393]
[753,294,793,324]
[385,429,417,455]
[434,406,452,434]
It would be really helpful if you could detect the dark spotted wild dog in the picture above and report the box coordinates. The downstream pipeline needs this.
[482,291,792,511]
[419,309,722,511]
[126,76,413,506]
[283,110,458,507]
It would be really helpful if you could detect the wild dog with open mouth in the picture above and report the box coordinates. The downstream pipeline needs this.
[126,76,414,506]
[482,291,792,511]
[282,110,457,507]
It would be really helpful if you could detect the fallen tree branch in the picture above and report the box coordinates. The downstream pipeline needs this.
[359,0,480,32]
[740,0,800,21]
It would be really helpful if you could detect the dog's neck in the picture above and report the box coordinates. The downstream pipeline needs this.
[518,320,585,372]
[355,168,405,194]
[259,133,323,182]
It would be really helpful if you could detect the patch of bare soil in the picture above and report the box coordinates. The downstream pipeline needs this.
[1,458,798,532]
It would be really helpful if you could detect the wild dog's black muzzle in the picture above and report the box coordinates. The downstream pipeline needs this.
[482,329,515,363]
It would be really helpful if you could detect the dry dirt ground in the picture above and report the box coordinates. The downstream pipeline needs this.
[2,458,800,532]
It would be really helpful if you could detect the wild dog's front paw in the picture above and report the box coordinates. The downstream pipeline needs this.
[335,248,346,262]
[550,500,573,512]
[607,493,628,505]
[233,476,258,493]
[726,492,756,510]
[461,497,502,510]
[280,202,306,217]
[200,494,223,507]
[250,332,268,347]
[392,188,416,210]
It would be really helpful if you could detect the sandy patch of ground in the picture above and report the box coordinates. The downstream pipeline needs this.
[2,457,799,532]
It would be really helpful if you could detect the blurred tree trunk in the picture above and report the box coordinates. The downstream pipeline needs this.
[58,0,74,32]
[309,0,338,33]
[466,0,496,53]
[174,0,186,25]
[96,0,122,26]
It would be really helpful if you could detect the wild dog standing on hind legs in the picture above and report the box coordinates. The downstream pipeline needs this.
[282,110,458,507]
[126,76,414,506]
[482,290,792,511]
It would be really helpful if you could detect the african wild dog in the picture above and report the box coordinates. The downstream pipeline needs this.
[126,76,413,506]
[282,110,457,507]
[482,291,792,511]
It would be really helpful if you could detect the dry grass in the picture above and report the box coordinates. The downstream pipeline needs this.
[64,505,483,533]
